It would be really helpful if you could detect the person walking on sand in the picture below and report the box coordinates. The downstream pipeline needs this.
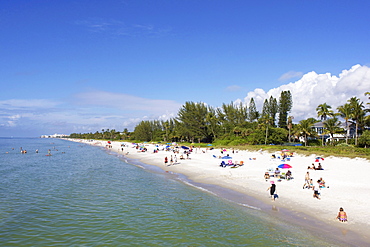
[337,207,348,222]
[164,156,168,166]
[303,171,310,189]
[313,185,320,200]
[267,181,277,201]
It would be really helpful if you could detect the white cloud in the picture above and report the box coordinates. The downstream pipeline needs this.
[6,114,21,127]
[73,90,182,114]
[76,19,171,37]
[0,91,183,136]
[279,71,304,81]
[226,85,242,92]
[0,99,61,110]
[241,64,370,122]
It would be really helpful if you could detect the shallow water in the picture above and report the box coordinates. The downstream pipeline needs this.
[0,138,349,246]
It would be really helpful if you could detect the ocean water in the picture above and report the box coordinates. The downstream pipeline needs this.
[0,138,347,246]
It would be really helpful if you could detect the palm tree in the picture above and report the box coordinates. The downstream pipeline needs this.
[110,129,116,140]
[316,103,334,121]
[365,92,370,123]
[323,117,342,145]
[348,97,365,145]
[297,118,317,146]
[337,103,352,144]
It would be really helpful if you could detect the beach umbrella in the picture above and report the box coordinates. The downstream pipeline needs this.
[281,149,289,152]
[315,157,324,162]
[181,146,189,149]
[278,164,292,169]
[207,144,213,146]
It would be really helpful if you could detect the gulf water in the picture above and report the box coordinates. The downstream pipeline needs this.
[0,138,345,246]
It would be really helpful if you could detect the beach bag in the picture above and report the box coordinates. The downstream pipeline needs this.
[274,194,279,199]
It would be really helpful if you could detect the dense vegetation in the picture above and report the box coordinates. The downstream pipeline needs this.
[69,91,370,152]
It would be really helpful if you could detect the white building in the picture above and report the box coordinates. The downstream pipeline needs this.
[40,133,68,138]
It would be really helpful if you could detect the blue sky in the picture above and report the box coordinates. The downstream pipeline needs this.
[1,0,370,137]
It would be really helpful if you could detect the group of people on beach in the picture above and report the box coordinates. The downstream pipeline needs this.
[264,160,347,222]
[303,171,327,199]
[307,163,323,170]
[302,170,347,222]
[164,155,179,166]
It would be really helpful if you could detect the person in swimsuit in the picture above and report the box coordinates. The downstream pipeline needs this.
[313,185,320,200]
[337,207,347,222]
[267,181,276,200]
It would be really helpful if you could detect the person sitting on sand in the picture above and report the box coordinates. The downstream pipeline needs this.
[318,177,326,188]
[286,170,292,180]
[220,161,226,167]
[264,172,270,181]
[180,155,185,160]
[337,207,348,222]
[274,168,280,179]
[317,163,323,170]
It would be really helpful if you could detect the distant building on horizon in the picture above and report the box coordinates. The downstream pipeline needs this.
[40,133,68,138]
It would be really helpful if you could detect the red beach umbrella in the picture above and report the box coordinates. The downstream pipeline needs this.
[315,157,324,162]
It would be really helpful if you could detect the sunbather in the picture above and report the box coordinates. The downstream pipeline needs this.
[286,170,292,180]
[337,207,348,222]
[264,172,270,181]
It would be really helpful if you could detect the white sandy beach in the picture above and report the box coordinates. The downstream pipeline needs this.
[71,139,370,243]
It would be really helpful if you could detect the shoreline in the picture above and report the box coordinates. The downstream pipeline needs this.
[68,139,370,245]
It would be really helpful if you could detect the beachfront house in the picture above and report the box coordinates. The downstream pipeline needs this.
[311,121,356,143]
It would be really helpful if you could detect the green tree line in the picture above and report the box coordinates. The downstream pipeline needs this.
[69,91,370,147]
